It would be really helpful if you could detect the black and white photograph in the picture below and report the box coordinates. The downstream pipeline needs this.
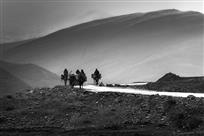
[0,0,204,135]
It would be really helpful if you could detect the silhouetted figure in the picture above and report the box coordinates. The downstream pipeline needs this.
[69,74,77,88]
[61,69,68,86]
[76,69,87,89]
[80,69,87,88]
[91,69,102,85]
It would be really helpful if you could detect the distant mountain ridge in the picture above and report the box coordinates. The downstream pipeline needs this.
[0,60,60,90]
[2,9,204,83]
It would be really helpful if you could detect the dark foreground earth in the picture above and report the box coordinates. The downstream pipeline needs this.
[0,86,204,136]
[1,127,204,136]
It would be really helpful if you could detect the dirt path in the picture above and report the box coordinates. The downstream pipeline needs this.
[82,85,204,98]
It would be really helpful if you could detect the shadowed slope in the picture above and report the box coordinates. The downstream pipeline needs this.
[0,68,31,95]
[0,60,60,88]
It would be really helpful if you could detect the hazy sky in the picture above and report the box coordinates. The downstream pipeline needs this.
[1,0,203,43]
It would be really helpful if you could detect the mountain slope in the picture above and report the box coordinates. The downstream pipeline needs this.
[3,9,204,83]
[0,60,60,88]
[0,38,36,52]
[0,68,31,95]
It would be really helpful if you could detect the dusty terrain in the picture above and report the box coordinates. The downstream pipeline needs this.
[0,86,204,136]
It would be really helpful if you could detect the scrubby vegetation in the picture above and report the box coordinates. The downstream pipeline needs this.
[0,86,204,135]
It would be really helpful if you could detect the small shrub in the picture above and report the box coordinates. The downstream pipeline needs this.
[106,84,114,87]
[5,105,15,111]
[187,95,196,101]
[114,84,121,87]
[104,123,123,130]
[0,116,7,124]
[6,95,13,99]
[83,120,92,124]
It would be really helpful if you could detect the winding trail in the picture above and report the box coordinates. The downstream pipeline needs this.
[82,85,204,98]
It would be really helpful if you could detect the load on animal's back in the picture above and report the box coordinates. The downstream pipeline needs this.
[76,69,87,89]
[91,69,102,85]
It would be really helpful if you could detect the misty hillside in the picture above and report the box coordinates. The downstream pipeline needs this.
[3,9,204,83]
[0,68,31,95]
[0,38,36,53]
[0,61,60,90]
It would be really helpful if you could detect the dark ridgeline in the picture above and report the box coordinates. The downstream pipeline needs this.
[91,69,102,85]
[61,68,87,88]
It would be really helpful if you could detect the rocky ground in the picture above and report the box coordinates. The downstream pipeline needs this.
[0,86,204,136]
